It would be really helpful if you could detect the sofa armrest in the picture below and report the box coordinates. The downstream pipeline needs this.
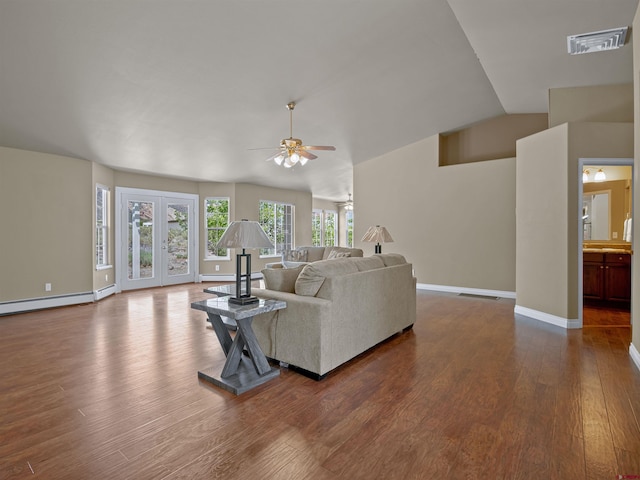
[251,288,333,374]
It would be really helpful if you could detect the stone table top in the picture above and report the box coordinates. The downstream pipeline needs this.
[191,296,286,320]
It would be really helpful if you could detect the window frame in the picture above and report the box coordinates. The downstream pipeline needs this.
[323,210,338,247]
[259,200,295,257]
[95,184,111,270]
[312,209,323,247]
[205,197,230,260]
[345,209,354,247]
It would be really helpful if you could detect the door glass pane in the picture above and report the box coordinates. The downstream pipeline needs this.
[128,201,154,280]
[167,202,189,276]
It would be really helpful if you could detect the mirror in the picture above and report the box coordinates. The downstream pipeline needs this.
[582,165,633,243]
[583,191,609,240]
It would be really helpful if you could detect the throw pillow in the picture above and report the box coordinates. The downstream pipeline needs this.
[326,250,351,260]
[261,265,304,293]
[282,249,308,263]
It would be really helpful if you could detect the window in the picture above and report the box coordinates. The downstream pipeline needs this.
[346,210,354,247]
[205,197,230,258]
[324,210,337,247]
[259,200,294,256]
[96,185,110,269]
[312,210,323,246]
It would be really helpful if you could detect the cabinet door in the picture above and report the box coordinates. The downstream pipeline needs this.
[583,262,605,300]
[605,264,631,302]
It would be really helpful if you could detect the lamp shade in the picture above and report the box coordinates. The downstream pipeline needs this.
[216,220,274,250]
[361,225,394,244]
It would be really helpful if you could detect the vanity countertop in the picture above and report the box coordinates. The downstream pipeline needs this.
[583,248,632,254]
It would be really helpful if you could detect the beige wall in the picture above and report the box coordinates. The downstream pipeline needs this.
[441,113,548,165]
[1,146,93,302]
[516,123,633,321]
[0,147,313,304]
[355,134,516,293]
[549,84,633,128]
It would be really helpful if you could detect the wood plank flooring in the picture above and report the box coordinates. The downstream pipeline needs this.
[1,285,640,479]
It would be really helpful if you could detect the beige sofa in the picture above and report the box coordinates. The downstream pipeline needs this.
[252,254,416,379]
[266,245,363,269]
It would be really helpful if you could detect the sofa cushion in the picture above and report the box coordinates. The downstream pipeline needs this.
[375,253,407,267]
[282,249,308,268]
[304,246,326,263]
[262,265,304,293]
[295,258,359,297]
[351,256,385,271]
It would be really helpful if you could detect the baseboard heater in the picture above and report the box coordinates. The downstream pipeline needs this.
[94,284,117,301]
[0,291,95,316]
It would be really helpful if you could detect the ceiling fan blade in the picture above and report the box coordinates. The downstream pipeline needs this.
[248,147,281,151]
[264,150,285,162]
[303,145,336,151]
[298,150,318,160]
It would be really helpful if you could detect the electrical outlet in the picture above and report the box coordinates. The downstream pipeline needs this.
[45,283,52,292]
[105,274,109,281]
[612,232,618,239]
[215,265,220,271]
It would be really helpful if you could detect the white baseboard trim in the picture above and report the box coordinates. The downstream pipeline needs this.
[630,343,640,372]
[199,272,264,283]
[514,305,581,329]
[0,291,95,316]
[94,284,116,301]
[416,283,516,299]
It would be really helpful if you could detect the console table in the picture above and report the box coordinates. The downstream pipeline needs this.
[191,296,286,395]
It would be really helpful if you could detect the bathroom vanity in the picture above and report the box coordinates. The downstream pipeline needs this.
[583,247,631,305]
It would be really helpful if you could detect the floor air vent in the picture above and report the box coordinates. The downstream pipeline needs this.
[458,293,500,300]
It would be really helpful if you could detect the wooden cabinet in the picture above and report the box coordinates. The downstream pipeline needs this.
[583,252,631,304]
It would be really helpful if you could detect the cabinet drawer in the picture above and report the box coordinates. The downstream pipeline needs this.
[604,253,631,265]
[583,252,604,263]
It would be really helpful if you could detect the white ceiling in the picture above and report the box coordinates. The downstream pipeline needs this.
[1,0,637,202]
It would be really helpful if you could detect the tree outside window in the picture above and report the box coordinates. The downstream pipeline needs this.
[346,210,354,247]
[312,210,322,246]
[206,198,229,258]
[324,210,337,247]
[259,200,294,256]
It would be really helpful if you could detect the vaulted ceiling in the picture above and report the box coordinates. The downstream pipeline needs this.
[1,0,637,202]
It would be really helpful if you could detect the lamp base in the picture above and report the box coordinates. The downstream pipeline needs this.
[229,295,260,306]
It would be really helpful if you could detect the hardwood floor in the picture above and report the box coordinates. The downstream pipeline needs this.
[583,302,631,327]
[1,285,640,479]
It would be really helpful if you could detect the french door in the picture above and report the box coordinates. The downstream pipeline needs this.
[116,188,198,291]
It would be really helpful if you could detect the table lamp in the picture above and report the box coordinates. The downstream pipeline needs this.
[361,225,394,254]
[216,219,274,305]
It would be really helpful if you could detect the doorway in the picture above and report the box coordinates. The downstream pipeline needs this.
[116,188,198,291]
[579,159,633,327]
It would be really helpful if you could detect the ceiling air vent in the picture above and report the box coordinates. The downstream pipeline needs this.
[567,26,629,55]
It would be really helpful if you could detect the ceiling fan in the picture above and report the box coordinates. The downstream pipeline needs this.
[336,193,354,210]
[254,102,336,168]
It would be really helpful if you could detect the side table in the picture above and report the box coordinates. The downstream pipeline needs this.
[191,296,286,395]
[203,284,238,330]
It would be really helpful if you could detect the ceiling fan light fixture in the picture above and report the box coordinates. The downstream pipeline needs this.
[290,152,300,164]
[274,154,285,166]
[567,26,628,55]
